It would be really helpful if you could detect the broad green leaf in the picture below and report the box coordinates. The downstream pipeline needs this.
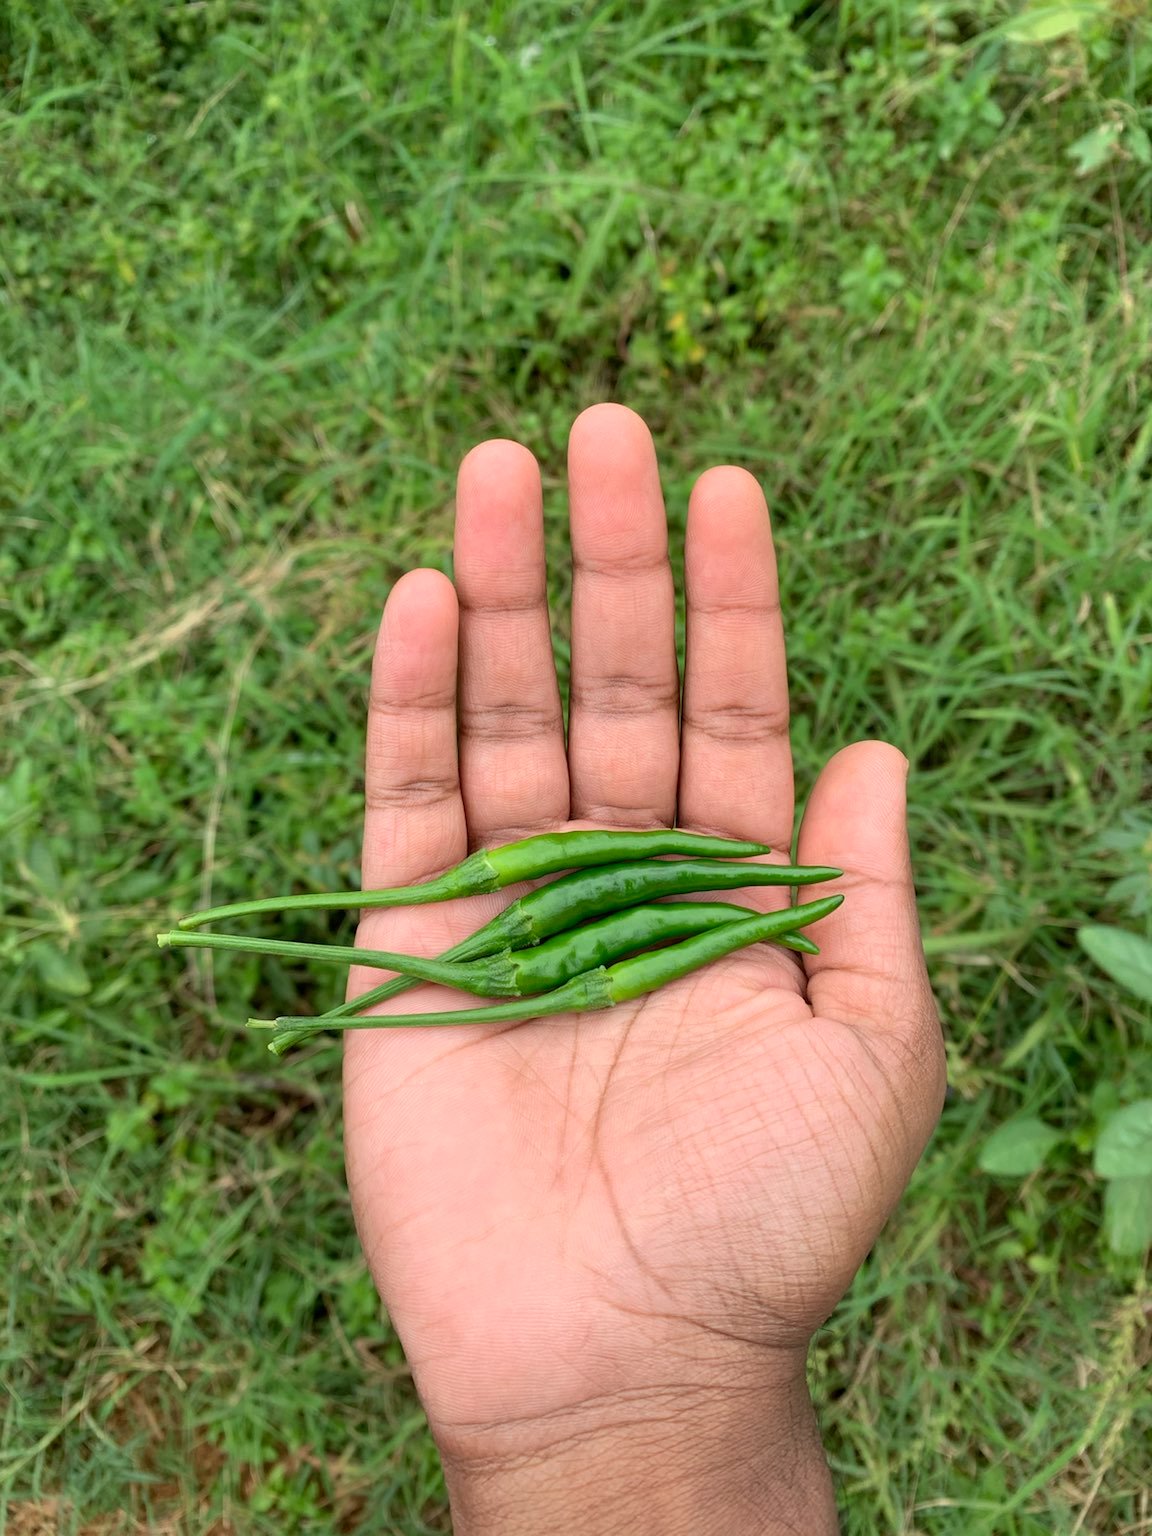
[30,941,91,998]
[1005,6,1097,42]
[1067,123,1122,177]
[1127,125,1152,166]
[1002,1012,1054,1070]
[23,837,62,892]
[978,1117,1061,1177]
[1103,1177,1152,1256]
[1079,925,1152,1004]
[1094,1101,1152,1179]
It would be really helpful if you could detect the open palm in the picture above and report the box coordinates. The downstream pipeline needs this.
[343,405,945,1470]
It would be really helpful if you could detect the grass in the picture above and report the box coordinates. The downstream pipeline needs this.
[2,0,1151,1530]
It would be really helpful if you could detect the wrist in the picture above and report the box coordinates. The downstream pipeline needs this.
[436,1355,837,1536]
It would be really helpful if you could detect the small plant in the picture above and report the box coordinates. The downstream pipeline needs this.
[1078,923,1152,1008]
[978,924,1152,1256]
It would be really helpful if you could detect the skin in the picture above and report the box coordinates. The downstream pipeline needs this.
[343,405,946,1535]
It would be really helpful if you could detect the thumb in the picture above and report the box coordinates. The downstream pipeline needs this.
[797,741,944,1103]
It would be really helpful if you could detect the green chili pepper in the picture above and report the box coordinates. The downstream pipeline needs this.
[175,829,779,931]
[322,857,841,1022]
[453,900,821,992]
[171,899,819,1016]
[259,895,844,1054]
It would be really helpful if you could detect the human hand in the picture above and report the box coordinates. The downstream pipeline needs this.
[343,405,945,1535]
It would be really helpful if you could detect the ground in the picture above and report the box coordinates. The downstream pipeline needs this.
[2,1,1150,1531]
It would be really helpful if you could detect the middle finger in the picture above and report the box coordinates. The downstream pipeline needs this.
[566,404,680,827]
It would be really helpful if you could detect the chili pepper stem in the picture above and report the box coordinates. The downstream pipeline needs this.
[156,929,519,996]
[262,969,613,1053]
[174,850,497,931]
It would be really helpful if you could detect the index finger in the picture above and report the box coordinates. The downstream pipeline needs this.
[355,568,468,971]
